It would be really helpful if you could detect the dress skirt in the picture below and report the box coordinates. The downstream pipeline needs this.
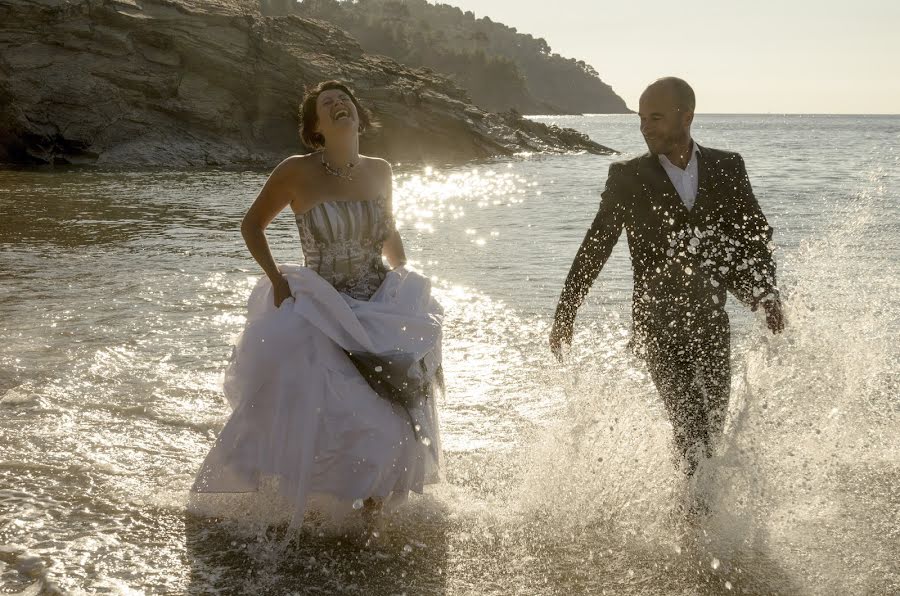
[190,265,443,525]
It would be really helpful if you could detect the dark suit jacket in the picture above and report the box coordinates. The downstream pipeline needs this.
[554,145,778,345]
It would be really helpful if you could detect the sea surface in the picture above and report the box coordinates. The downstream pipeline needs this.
[1,115,898,594]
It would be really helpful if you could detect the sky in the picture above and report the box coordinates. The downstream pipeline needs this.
[438,0,900,114]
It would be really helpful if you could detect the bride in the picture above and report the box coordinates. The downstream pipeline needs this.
[191,81,443,525]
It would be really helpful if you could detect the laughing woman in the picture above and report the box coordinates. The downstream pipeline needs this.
[191,81,443,525]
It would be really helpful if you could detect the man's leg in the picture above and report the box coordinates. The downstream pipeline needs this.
[646,310,730,475]
[697,313,731,444]
[646,345,710,475]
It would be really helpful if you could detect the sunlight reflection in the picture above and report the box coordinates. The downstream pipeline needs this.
[392,167,527,233]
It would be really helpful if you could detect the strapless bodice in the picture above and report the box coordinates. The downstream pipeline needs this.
[295,197,394,300]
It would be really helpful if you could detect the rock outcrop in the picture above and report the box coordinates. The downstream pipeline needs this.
[0,0,615,167]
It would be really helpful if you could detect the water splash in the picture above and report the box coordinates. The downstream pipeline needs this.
[484,171,900,594]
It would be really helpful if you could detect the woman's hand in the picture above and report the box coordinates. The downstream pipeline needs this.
[272,274,293,307]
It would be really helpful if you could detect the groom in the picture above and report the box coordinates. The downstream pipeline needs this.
[549,77,784,475]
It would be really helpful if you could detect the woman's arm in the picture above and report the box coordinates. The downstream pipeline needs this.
[379,160,407,269]
[241,157,303,305]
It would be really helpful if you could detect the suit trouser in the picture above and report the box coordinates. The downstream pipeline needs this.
[641,309,731,475]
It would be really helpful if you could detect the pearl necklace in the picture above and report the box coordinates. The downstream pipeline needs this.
[321,151,357,181]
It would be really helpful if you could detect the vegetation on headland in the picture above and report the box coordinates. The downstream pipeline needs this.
[270,0,629,114]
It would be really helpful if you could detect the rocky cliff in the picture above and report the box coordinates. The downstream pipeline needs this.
[0,0,615,167]
[289,0,631,115]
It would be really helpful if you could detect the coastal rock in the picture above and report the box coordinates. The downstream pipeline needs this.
[0,0,615,167]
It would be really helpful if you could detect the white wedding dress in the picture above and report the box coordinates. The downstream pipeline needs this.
[191,197,443,525]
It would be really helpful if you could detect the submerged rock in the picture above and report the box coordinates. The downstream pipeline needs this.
[0,0,615,167]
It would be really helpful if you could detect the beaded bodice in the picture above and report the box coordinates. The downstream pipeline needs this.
[296,197,394,300]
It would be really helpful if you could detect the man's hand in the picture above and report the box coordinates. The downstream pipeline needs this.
[764,299,785,334]
[549,320,573,362]
[753,297,784,334]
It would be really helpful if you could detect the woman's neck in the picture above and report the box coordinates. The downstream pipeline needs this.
[322,138,360,169]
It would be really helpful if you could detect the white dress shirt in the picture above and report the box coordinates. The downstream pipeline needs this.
[658,141,701,210]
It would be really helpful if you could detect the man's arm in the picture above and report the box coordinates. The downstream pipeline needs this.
[729,154,784,333]
[550,162,627,358]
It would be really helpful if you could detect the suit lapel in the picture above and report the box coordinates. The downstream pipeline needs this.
[690,144,715,218]
[638,153,689,219]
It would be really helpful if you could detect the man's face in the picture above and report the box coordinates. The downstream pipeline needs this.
[638,86,693,155]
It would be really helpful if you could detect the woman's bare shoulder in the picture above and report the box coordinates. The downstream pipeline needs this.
[266,154,319,190]
[359,155,392,171]
[359,155,393,189]
[257,154,321,215]
[276,153,319,175]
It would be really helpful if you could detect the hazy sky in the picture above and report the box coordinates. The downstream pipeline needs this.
[439,0,900,113]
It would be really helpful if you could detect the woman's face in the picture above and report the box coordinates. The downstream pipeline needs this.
[315,88,359,144]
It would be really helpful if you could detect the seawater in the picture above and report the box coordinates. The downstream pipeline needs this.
[0,115,897,594]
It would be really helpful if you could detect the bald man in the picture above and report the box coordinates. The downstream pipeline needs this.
[550,77,784,478]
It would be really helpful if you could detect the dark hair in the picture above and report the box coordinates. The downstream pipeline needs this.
[299,80,374,149]
[647,77,696,112]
